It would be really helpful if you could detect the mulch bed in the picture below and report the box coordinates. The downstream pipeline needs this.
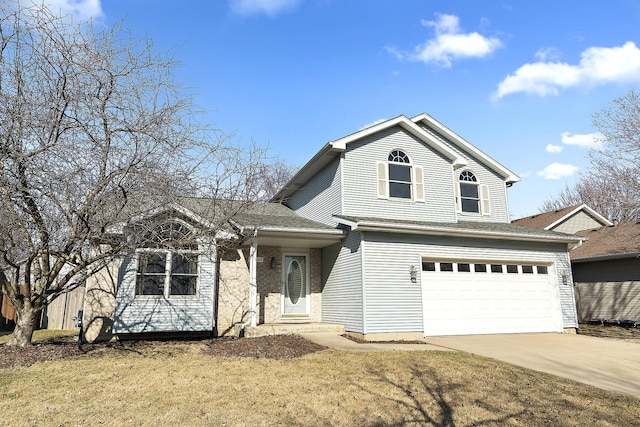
[577,323,640,340]
[0,334,327,370]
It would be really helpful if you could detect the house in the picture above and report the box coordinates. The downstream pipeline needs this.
[514,205,640,323]
[82,113,582,343]
[512,204,612,234]
[572,223,640,323]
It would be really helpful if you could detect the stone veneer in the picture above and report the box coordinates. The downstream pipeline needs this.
[216,245,322,336]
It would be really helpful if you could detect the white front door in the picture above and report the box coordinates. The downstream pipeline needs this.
[282,254,309,316]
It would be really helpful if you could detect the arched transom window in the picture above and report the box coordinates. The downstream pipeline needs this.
[135,221,199,298]
[387,150,412,199]
[456,170,490,215]
[376,149,424,201]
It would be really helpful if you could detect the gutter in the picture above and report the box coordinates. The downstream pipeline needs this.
[571,251,640,264]
[341,218,583,244]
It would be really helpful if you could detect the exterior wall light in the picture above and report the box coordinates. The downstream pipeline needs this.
[562,274,569,285]
[270,257,281,269]
[410,265,418,283]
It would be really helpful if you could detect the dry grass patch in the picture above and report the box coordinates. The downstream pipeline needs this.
[1,341,638,426]
[578,324,640,343]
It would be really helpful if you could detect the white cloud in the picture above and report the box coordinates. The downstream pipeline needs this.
[518,171,532,178]
[229,0,300,17]
[537,162,579,180]
[535,47,560,61]
[16,0,103,21]
[545,144,563,153]
[561,131,605,150]
[360,118,388,130]
[390,13,503,68]
[495,41,640,99]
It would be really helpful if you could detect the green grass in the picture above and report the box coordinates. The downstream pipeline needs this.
[0,343,638,426]
[0,329,76,345]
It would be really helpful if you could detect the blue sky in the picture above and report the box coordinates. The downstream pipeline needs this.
[27,0,640,218]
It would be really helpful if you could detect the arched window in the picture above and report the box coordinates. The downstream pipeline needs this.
[387,150,412,199]
[377,150,424,201]
[456,170,490,215]
[135,220,199,297]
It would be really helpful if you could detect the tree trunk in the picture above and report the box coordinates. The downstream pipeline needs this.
[6,308,38,347]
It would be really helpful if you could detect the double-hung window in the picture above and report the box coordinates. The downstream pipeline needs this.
[377,150,424,201]
[135,221,199,298]
[456,170,490,215]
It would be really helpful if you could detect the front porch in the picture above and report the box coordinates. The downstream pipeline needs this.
[244,322,345,337]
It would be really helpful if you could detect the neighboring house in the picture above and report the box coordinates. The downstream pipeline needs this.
[514,205,640,323]
[572,223,640,322]
[512,204,612,234]
[83,113,582,342]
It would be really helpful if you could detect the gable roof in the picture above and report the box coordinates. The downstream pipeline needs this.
[273,113,519,201]
[411,113,520,185]
[334,215,582,244]
[572,222,640,262]
[513,204,612,230]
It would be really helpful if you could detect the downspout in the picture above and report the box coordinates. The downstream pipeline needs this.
[238,229,258,336]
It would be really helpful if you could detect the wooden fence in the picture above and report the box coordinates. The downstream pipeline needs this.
[43,286,85,330]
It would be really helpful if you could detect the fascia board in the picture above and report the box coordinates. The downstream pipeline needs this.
[330,115,466,165]
[545,204,613,230]
[572,251,640,263]
[411,113,520,184]
[351,220,583,244]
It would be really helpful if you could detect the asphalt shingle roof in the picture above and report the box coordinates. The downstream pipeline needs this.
[572,222,640,260]
[337,215,580,242]
[511,205,582,229]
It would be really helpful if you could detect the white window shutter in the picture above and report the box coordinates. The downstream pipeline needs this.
[377,161,388,199]
[480,184,491,215]
[414,166,424,202]
[454,182,461,212]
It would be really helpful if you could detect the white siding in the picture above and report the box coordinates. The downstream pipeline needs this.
[418,123,510,223]
[286,158,342,226]
[362,232,577,333]
[321,231,363,332]
[342,126,456,223]
[113,247,217,334]
[553,211,603,233]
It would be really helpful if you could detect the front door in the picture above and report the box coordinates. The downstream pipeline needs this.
[282,254,309,316]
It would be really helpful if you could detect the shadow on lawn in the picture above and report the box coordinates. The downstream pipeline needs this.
[358,364,527,427]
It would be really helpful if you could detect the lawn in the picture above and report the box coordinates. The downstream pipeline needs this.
[1,334,638,426]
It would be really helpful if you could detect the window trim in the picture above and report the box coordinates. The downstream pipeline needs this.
[134,248,200,299]
[455,169,490,215]
[377,149,425,202]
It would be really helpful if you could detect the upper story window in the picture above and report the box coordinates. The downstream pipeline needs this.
[377,150,424,202]
[456,170,491,215]
[135,221,199,298]
[388,150,412,199]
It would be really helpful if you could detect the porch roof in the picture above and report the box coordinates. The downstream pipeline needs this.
[235,203,345,248]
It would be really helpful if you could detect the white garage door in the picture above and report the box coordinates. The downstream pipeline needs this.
[421,260,564,336]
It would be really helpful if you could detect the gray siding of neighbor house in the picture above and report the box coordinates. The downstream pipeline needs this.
[113,247,217,334]
[418,123,510,223]
[342,126,457,223]
[362,232,577,333]
[552,211,604,234]
[573,257,640,322]
[285,158,342,226]
[321,231,363,332]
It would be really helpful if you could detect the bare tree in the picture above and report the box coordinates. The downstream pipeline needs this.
[0,4,265,346]
[541,90,640,222]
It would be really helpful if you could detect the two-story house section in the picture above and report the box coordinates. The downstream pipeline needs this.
[274,113,582,339]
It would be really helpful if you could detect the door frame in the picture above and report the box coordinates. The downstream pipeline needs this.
[281,251,311,318]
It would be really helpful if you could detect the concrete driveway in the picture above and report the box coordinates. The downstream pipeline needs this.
[426,333,640,398]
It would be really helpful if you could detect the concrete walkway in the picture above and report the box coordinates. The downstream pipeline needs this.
[301,332,640,398]
[300,332,454,353]
[427,333,640,398]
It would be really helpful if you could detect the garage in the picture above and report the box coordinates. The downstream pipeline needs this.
[421,260,564,336]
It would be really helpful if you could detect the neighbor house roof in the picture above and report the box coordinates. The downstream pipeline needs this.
[512,204,612,230]
[334,216,582,244]
[273,113,520,201]
[572,222,640,262]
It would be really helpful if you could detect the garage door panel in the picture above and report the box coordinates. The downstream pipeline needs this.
[422,260,563,336]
